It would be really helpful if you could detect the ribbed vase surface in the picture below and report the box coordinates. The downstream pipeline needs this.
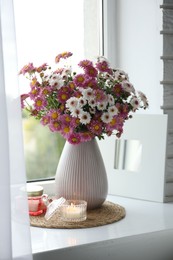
[55,139,108,209]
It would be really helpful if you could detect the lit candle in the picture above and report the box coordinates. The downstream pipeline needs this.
[64,203,83,219]
[60,200,87,222]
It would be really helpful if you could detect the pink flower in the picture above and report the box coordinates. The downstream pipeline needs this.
[68,133,81,145]
[80,132,94,142]
[49,120,61,132]
[84,78,97,89]
[60,124,71,138]
[96,60,111,73]
[88,120,103,136]
[48,109,60,121]
[55,51,73,63]
[34,97,47,111]
[84,65,98,78]
[20,94,29,108]
[40,115,50,126]
[78,59,93,68]
[73,74,86,87]
[19,63,35,75]
[29,87,40,100]
[57,89,70,103]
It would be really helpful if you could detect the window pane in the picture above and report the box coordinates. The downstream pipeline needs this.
[13,0,102,181]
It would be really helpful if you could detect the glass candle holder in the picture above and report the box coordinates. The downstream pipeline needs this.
[27,185,48,216]
[60,200,87,222]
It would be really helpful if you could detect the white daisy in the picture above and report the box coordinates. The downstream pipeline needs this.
[101,112,113,123]
[113,69,129,81]
[82,88,94,100]
[89,107,96,114]
[107,94,115,106]
[79,111,91,125]
[130,96,140,110]
[138,91,149,108]
[108,105,118,116]
[97,100,108,111]
[122,81,135,93]
[78,97,87,107]
[70,107,83,118]
[49,73,64,89]
[88,98,97,108]
[66,97,78,110]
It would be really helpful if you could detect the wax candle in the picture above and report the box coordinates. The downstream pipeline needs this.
[60,200,87,222]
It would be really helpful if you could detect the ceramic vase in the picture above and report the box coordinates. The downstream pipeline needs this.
[55,139,108,210]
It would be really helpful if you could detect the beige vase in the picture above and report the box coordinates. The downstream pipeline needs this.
[55,138,108,210]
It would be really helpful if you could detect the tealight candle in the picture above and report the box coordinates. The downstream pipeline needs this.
[60,200,87,222]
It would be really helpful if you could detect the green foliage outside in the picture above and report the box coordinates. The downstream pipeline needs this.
[22,112,65,181]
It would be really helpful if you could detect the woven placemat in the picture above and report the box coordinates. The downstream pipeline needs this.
[30,201,126,229]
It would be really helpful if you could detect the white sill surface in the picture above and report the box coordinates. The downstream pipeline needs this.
[31,195,173,256]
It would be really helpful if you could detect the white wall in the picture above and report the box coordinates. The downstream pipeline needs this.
[104,0,163,114]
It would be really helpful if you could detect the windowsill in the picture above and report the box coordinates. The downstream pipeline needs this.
[31,195,173,260]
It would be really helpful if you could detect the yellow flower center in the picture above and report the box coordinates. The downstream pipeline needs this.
[51,112,58,119]
[61,94,67,100]
[36,100,42,106]
[63,127,70,133]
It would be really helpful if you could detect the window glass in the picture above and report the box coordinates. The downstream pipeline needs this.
[13,0,102,181]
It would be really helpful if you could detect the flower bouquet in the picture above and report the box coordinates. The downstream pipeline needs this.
[19,52,148,145]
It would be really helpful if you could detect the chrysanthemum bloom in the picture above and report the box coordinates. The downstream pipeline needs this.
[84,78,97,89]
[94,89,107,102]
[66,97,78,110]
[34,97,47,111]
[108,105,118,116]
[106,116,120,132]
[19,63,35,75]
[57,89,70,103]
[68,133,81,145]
[97,100,108,111]
[79,111,91,125]
[70,107,82,118]
[84,65,98,78]
[113,69,129,81]
[29,87,40,100]
[107,94,115,106]
[20,94,29,108]
[138,91,149,108]
[80,131,94,142]
[113,83,123,97]
[55,51,73,63]
[122,81,135,93]
[60,114,72,124]
[78,97,87,107]
[60,124,71,139]
[49,120,61,132]
[101,112,113,124]
[40,87,51,97]
[96,60,112,74]
[88,98,97,108]
[82,88,94,100]
[78,59,93,68]
[130,96,140,111]
[41,115,50,126]
[49,73,64,89]
[48,109,59,121]
[36,63,48,73]
[88,120,103,136]
[73,74,86,87]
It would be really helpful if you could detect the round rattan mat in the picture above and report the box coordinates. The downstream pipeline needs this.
[30,201,126,229]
